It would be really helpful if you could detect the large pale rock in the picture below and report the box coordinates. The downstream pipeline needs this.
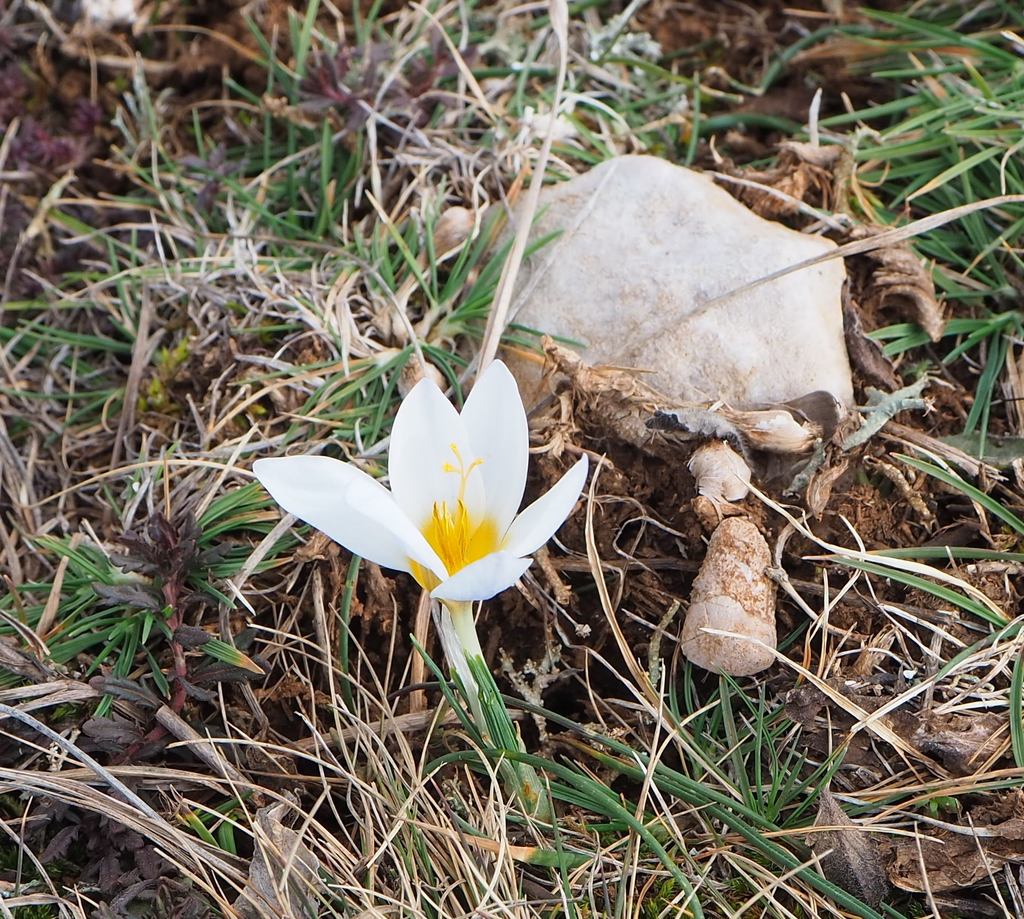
[510,156,852,408]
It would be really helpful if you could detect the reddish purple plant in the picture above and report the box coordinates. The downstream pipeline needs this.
[0,62,28,127]
[12,119,86,169]
[299,29,474,139]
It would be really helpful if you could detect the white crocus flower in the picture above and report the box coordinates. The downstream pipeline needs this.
[253,361,588,601]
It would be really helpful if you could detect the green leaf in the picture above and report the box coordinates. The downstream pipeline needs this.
[202,637,265,675]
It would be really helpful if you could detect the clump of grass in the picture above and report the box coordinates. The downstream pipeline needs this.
[816,3,1024,449]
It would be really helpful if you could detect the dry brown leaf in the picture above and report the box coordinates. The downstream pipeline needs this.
[0,636,51,682]
[234,798,326,919]
[805,454,851,518]
[843,292,901,390]
[908,711,1006,775]
[851,226,945,342]
[811,790,888,908]
[888,816,1024,893]
[783,678,945,776]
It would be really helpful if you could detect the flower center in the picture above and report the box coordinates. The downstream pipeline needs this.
[408,443,499,591]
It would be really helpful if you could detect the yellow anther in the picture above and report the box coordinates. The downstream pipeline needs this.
[409,442,498,589]
[413,497,499,589]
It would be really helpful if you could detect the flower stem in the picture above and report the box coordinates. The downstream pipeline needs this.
[437,600,552,822]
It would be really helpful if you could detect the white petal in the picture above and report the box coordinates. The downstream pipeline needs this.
[431,551,533,602]
[501,455,589,557]
[254,456,445,579]
[344,476,448,581]
[388,378,485,528]
[461,361,529,534]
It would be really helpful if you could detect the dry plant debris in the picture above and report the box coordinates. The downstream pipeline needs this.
[887,798,1024,894]
[688,439,751,527]
[716,141,849,219]
[848,226,947,344]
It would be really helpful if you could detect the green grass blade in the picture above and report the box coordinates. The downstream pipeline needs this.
[897,454,1024,537]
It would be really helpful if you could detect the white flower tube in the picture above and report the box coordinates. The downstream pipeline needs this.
[253,361,588,601]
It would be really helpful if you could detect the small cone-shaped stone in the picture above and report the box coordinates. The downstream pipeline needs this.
[682,516,776,676]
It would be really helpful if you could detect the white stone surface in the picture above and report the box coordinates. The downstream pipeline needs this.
[510,155,852,408]
[80,0,137,26]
